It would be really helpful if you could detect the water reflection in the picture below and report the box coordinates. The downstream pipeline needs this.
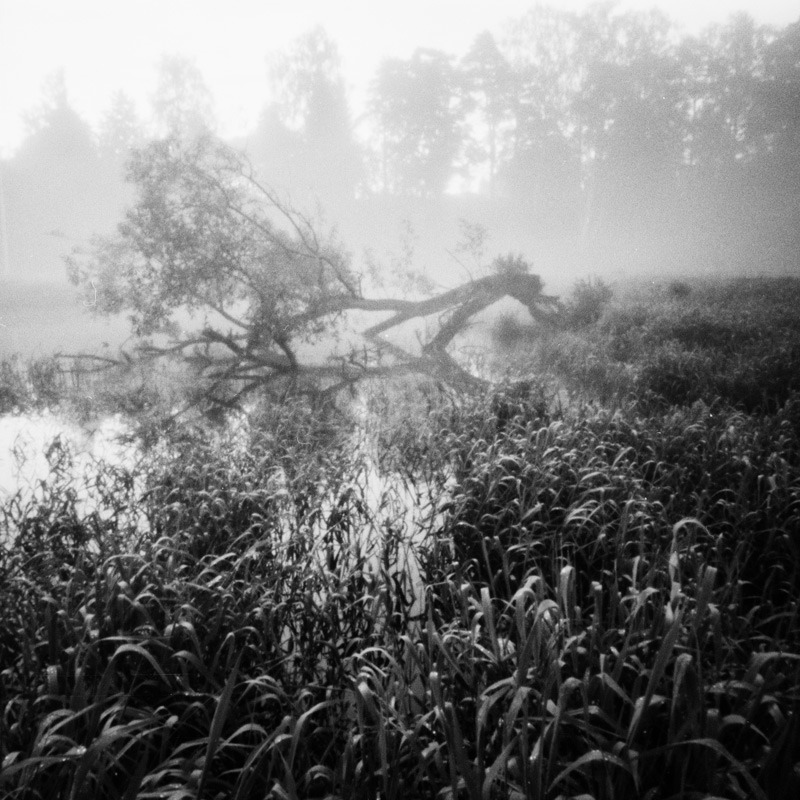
[0,411,134,503]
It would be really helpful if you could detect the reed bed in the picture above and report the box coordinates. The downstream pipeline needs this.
[1,393,798,799]
[2,277,800,799]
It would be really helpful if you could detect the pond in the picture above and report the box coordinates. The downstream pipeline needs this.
[0,409,446,618]
[0,411,142,553]
[0,411,133,501]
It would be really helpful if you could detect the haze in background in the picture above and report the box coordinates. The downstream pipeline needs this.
[1,0,798,155]
[1,0,799,357]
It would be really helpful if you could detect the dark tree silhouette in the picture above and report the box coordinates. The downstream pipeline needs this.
[151,54,216,140]
[3,72,110,279]
[268,27,363,203]
[460,31,517,196]
[97,90,145,215]
[98,91,144,168]
[370,48,465,195]
[760,19,800,187]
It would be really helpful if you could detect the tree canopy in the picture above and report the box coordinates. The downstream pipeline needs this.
[370,48,466,195]
[68,136,557,407]
[4,6,800,285]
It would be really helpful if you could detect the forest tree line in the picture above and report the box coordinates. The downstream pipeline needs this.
[1,3,799,282]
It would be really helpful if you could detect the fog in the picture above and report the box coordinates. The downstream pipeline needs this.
[1,3,799,361]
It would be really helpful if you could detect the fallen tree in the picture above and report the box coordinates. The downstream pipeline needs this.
[66,135,559,407]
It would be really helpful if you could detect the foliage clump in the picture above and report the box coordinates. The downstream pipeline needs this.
[0,355,69,414]
[491,312,534,350]
[562,276,614,327]
[605,278,800,412]
[491,252,531,276]
[667,278,692,298]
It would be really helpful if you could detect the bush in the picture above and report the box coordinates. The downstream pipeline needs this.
[490,312,535,349]
[637,345,713,407]
[27,356,66,407]
[0,356,28,412]
[0,355,72,412]
[667,278,692,298]
[563,277,614,327]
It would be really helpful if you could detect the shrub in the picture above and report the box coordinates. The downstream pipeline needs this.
[637,345,713,407]
[27,356,67,407]
[667,278,692,298]
[0,356,27,412]
[563,277,614,327]
[490,312,535,350]
[491,252,531,276]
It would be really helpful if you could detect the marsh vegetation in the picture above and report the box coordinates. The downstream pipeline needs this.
[1,276,799,799]
[3,5,800,796]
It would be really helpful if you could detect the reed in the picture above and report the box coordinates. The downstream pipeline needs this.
[2,277,799,798]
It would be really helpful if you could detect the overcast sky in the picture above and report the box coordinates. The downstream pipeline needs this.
[1,0,798,157]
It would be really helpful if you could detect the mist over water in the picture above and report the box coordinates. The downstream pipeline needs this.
[2,5,799,294]
[1,4,799,495]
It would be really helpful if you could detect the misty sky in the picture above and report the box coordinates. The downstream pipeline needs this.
[1,0,798,157]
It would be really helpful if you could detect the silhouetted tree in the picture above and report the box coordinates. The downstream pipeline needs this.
[151,54,216,140]
[269,27,363,203]
[576,8,685,224]
[98,90,144,167]
[246,104,304,192]
[499,3,800,267]
[17,71,98,170]
[4,72,107,278]
[500,6,582,210]
[759,20,800,186]
[460,31,517,196]
[97,90,145,215]
[370,48,465,195]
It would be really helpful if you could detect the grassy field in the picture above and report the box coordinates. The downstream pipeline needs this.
[1,276,799,799]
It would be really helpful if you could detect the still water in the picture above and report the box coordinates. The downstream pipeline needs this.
[0,411,442,614]
[0,411,133,502]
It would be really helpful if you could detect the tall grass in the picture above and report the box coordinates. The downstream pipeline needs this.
[2,277,799,798]
[605,277,800,413]
[2,388,799,798]
[489,275,800,413]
